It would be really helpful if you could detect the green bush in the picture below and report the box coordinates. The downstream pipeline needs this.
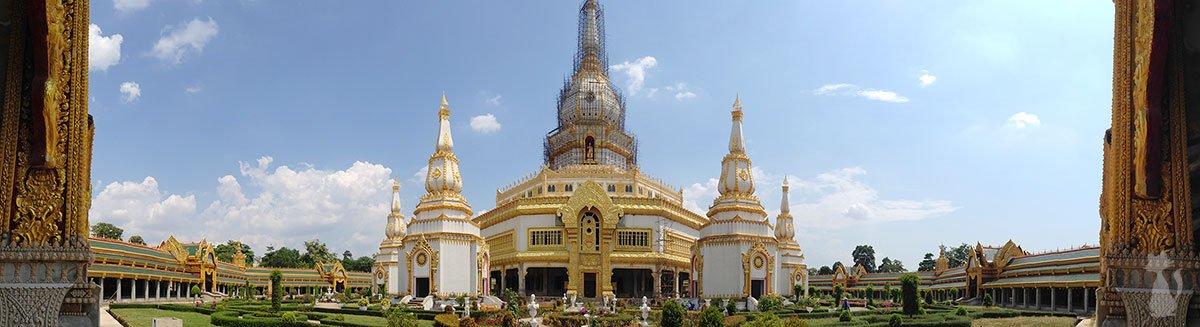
[725,299,737,314]
[982,293,993,307]
[744,312,781,327]
[699,305,724,327]
[899,273,920,316]
[955,307,968,316]
[758,294,783,312]
[210,310,311,327]
[434,313,460,327]
[385,307,420,327]
[459,317,476,327]
[281,312,297,323]
[661,299,685,327]
[838,310,852,322]
[783,317,808,327]
[888,313,902,327]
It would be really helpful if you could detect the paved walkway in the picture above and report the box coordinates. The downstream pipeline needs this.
[98,306,122,327]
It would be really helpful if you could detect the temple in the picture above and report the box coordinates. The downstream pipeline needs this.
[87,237,373,302]
[374,0,808,301]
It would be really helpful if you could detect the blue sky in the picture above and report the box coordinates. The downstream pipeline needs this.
[87,0,1113,270]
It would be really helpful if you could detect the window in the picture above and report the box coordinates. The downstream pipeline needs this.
[537,187,542,194]
[607,184,616,192]
[548,185,556,192]
[625,185,633,193]
[529,229,563,247]
[565,184,574,192]
[617,229,651,249]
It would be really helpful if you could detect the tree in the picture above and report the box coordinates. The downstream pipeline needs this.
[817,266,833,275]
[879,257,906,273]
[899,273,920,316]
[301,240,335,266]
[661,299,685,327]
[343,250,353,261]
[343,256,376,272]
[793,284,804,298]
[946,243,972,268]
[917,253,937,272]
[832,261,844,272]
[190,285,201,298]
[215,240,256,266]
[865,286,875,300]
[261,246,304,268]
[128,235,146,245]
[982,293,993,307]
[270,270,284,312]
[91,222,123,241]
[852,245,877,273]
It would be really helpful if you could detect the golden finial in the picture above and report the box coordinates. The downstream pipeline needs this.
[441,91,448,106]
[393,178,400,191]
[438,93,451,119]
[733,93,742,110]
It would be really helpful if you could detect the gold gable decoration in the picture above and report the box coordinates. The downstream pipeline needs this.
[741,241,772,296]
[406,237,440,295]
[557,180,623,228]
[160,236,188,263]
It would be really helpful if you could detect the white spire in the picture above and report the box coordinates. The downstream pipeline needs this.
[780,176,790,214]
[390,178,402,214]
[728,95,745,154]
[436,92,454,152]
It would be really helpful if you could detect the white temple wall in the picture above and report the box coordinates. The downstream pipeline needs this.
[434,241,477,295]
[700,243,745,298]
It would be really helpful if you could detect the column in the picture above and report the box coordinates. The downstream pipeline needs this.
[674,271,681,298]
[143,279,149,301]
[500,269,506,292]
[116,278,123,302]
[184,283,190,298]
[98,278,105,302]
[652,269,662,298]
[518,265,526,295]
[1084,288,1091,312]
[1034,287,1041,309]
[1050,288,1056,311]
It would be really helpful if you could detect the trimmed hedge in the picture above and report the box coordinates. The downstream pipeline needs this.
[109,303,218,315]
[210,310,311,327]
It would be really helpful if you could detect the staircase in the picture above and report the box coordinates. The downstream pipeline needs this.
[407,297,424,307]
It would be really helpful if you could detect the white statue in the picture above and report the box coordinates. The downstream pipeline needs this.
[464,298,472,318]
[527,294,538,319]
[562,294,569,312]
[639,296,651,327]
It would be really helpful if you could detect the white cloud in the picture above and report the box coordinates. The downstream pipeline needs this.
[1008,112,1041,128]
[919,71,937,87]
[185,86,202,94]
[89,177,197,240]
[609,56,657,95]
[91,156,395,260]
[411,166,428,184]
[684,167,955,228]
[814,83,854,95]
[114,0,152,14]
[88,24,123,72]
[814,83,909,103]
[469,114,502,133]
[119,82,141,102]
[485,95,502,106]
[855,89,909,103]
[151,17,219,64]
[664,82,696,101]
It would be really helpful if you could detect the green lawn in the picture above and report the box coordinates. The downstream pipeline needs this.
[110,308,216,327]
[972,316,1077,327]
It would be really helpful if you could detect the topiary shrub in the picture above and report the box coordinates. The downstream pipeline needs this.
[955,307,968,316]
[459,317,476,327]
[743,312,781,327]
[983,293,994,307]
[661,299,684,327]
[699,305,724,327]
[888,313,902,327]
[783,317,808,327]
[269,270,283,312]
[899,273,920,316]
[434,313,460,327]
[833,285,845,309]
[838,310,851,322]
